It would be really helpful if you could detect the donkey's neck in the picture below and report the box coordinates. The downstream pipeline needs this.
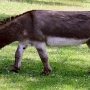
[0,22,19,48]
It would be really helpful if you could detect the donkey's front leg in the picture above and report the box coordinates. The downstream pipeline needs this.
[11,42,27,73]
[35,42,52,75]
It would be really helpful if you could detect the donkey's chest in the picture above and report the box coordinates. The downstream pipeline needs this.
[46,36,89,46]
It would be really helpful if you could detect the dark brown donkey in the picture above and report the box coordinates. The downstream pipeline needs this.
[0,10,90,75]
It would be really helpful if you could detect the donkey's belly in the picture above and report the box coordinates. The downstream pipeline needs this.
[46,36,89,46]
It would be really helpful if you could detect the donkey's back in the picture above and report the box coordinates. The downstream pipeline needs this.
[29,10,90,47]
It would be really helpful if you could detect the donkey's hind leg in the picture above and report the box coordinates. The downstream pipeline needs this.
[86,39,90,74]
[34,41,52,75]
[86,39,90,48]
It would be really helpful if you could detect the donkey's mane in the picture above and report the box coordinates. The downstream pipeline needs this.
[0,16,16,26]
[0,10,32,26]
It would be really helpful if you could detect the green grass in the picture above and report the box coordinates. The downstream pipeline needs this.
[0,0,90,19]
[0,0,90,90]
[0,43,90,90]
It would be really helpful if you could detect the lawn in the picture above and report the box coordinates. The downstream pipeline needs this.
[0,0,90,90]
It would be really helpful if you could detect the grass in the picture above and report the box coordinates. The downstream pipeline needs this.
[0,0,90,19]
[0,0,90,90]
[0,43,90,90]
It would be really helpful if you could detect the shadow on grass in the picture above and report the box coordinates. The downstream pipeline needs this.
[0,54,90,89]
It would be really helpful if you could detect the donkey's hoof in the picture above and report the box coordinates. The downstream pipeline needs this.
[11,69,19,73]
[87,71,90,74]
[41,68,52,76]
[10,66,20,73]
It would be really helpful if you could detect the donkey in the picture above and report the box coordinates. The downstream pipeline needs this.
[0,10,90,75]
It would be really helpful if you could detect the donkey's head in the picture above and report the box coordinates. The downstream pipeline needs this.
[0,19,23,49]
